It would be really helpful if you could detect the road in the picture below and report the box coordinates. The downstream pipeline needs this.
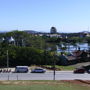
[0,71,90,80]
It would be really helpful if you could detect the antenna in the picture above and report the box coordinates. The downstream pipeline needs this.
[88,26,89,32]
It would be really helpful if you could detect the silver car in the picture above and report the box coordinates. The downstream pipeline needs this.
[31,68,46,73]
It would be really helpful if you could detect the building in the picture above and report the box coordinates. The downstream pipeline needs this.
[50,27,57,34]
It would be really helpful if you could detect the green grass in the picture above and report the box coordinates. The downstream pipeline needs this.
[0,84,89,90]
[42,65,75,71]
[56,65,75,71]
[0,81,89,90]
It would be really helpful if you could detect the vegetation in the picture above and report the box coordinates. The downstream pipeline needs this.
[0,80,89,90]
[0,31,90,67]
[55,65,75,70]
[0,46,54,67]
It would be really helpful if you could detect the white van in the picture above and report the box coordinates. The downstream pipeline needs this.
[15,66,29,73]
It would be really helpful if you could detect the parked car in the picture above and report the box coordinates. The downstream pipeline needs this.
[73,67,85,74]
[83,65,90,74]
[31,68,46,73]
[74,65,90,74]
[87,69,90,74]
[15,66,29,73]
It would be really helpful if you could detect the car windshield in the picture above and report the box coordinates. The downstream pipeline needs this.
[35,68,43,70]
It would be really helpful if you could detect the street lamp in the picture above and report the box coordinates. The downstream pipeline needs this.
[6,50,9,68]
[53,54,56,80]
[50,45,57,80]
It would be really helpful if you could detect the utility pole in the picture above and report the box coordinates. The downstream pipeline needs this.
[7,50,9,68]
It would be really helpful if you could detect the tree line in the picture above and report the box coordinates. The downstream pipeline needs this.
[0,30,90,67]
[0,31,57,67]
[0,45,55,67]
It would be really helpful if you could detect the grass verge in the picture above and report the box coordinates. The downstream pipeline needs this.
[0,80,90,90]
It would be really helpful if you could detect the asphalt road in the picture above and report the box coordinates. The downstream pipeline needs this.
[0,71,90,80]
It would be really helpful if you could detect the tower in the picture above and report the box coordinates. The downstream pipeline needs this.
[50,27,57,34]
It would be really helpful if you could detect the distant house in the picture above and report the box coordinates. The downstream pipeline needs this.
[79,31,90,37]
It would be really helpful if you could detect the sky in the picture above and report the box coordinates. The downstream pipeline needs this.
[0,0,90,33]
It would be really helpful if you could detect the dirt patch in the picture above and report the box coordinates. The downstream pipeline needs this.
[61,80,90,86]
